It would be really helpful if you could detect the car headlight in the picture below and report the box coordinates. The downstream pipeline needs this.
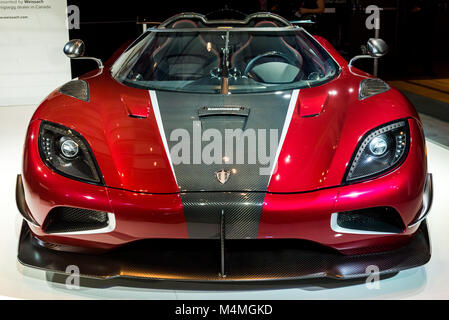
[344,120,409,182]
[39,121,103,184]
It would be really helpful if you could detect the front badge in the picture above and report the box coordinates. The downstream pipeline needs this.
[216,169,231,185]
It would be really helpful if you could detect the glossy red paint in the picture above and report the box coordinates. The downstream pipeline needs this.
[259,118,426,254]
[268,69,420,193]
[21,37,428,254]
[298,88,329,118]
[22,115,426,253]
[32,72,178,194]
[120,94,151,118]
[23,120,188,249]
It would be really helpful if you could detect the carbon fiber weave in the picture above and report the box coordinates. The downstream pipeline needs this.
[59,80,89,102]
[154,91,293,239]
[18,221,431,281]
[181,192,265,239]
[155,90,292,192]
[44,207,108,234]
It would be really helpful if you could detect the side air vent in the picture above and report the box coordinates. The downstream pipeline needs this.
[358,78,390,100]
[44,207,114,234]
[59,80,90,102]
[331,207,405,234]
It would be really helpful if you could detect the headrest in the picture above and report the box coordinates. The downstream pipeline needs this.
[254,21,278,28]
[172,19,198,29]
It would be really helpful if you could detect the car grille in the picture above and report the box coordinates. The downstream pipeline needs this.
[337,207,405,234]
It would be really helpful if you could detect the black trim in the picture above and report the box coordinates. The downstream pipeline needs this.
[342,118,411,185]
[38,120,105,186]
[198,106,250,118]
[337,207,405,234]
[409,173,433,227]
[15,175,40,227]
[117,72,341,95]
[220,209,226,278]
[43,207,109,234]
[128,115,147,119]
[301,113,321,118]
[18,220,431,281]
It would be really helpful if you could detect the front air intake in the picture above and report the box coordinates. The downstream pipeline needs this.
[332,207,405,234]
[44,207,113,234]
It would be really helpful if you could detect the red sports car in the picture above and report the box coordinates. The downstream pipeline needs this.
[17,12,432,281]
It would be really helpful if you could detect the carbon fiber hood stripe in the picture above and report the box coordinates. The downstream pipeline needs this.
[151,90,297,239]
[153,90,295,192]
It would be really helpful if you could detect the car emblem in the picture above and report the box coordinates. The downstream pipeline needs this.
[216,169,231,184]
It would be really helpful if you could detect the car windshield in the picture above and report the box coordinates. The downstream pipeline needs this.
[111,27,340,94]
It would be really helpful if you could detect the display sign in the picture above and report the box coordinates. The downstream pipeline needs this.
[0,0,71,106]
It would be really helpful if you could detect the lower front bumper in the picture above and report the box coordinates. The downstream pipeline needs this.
[18,220,431,281]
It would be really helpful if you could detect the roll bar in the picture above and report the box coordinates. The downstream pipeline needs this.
[159,12,292,28]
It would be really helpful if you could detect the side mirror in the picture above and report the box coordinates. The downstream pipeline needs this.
[349,38,388,67]
[63,39,85,58]
[366,38,388,57]
[63,39,103,69]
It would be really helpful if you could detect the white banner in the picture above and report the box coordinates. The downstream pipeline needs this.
[0,0,71,106]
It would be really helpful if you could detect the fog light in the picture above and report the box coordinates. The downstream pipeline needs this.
[60,137,79,158]
[369,136,388,156]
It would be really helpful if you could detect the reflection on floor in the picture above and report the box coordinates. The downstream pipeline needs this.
[0,105,448,299]
[420,114,449,148]
[390,79,449,104]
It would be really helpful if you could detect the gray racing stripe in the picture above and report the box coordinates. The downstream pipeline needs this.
[151,90,298,239]
[154,90,295,192]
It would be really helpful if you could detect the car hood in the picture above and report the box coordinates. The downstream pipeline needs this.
[33,70,419,194]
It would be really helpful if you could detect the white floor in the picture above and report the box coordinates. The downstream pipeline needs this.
[0,105,448,300]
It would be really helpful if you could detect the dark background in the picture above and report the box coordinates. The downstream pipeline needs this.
[66,0,449,80]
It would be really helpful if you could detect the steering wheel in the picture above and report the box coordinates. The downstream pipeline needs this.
[244,51,300,77]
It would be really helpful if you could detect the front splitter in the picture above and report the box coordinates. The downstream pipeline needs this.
[17,221,431,282]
